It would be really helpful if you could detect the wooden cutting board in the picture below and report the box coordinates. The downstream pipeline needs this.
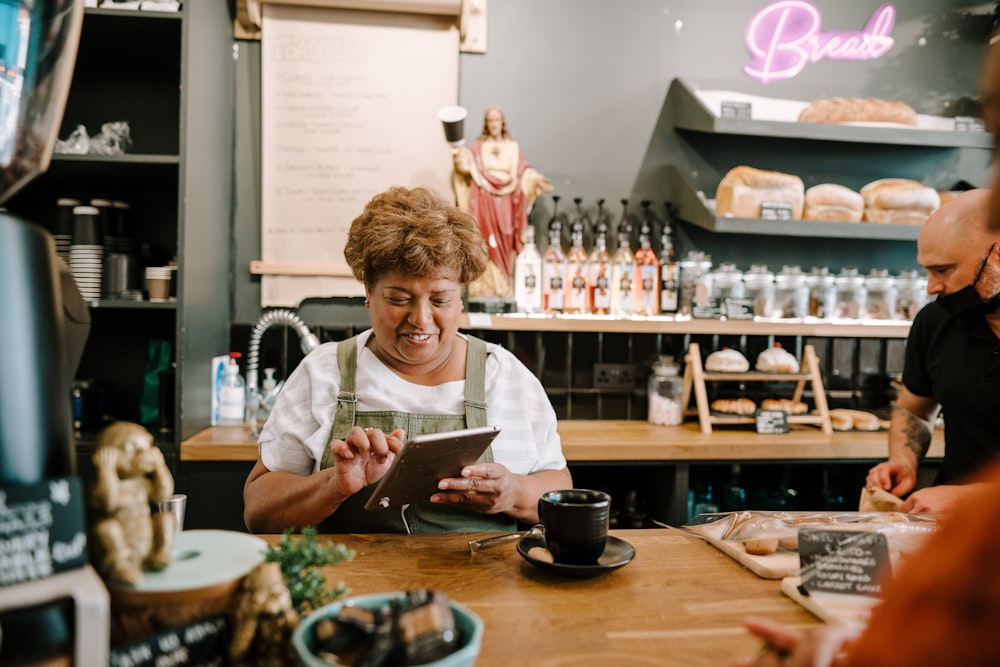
[781,576,879,627]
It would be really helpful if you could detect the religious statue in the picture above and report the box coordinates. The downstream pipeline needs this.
[87,421,175,586]
[451,107,553,298]
[228,562,301,667]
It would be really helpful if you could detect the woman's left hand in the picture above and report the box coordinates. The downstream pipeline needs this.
[432,463,517,515]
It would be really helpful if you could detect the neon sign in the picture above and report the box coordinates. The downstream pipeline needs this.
[744,1,896,84]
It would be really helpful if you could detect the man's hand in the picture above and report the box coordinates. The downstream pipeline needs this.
[867,458,918,499]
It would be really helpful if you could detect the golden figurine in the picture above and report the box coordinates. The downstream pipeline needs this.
[228,562,301,667]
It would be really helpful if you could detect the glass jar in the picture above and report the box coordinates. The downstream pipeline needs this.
[864,268,897,320]
[742,264,775,318]
[710,262,744,302]
[678,251,713,315]
[895,269,928,320]
[647,355,683,425]
[805,266,836,319]
[774,265,808,318]
[834,268,867,319]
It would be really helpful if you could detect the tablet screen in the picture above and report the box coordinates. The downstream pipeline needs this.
[364,425,501,511]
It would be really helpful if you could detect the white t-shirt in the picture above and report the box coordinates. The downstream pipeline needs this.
[258,330,566,477]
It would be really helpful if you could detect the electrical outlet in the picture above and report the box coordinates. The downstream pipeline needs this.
[593,363,639,389]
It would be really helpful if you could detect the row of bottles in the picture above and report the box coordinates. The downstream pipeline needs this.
[515,198,680,316]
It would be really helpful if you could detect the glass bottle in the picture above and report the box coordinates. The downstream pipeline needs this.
[895,269,928,320]
[742,264,775,318]
[542,219,567,314]
[805,266,836,319]
[774,265,808,319]
[710,262,745,303]
[634,223,659,315]
[588,221,612,314]
[658,221,679,315]
[647,355,682,425]
[834,267,867,319]
[864,268,897,320]
[565,223,590,314]
[513,224,543,313]
[611,225,636,316]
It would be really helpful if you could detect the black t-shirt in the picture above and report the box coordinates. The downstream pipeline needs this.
[903,301,1000,483]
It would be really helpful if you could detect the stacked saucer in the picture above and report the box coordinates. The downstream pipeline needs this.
[69,205,104,300]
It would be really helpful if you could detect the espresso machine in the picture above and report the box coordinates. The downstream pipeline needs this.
[0,1,110,664]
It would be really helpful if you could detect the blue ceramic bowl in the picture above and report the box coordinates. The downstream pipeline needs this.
[292,592,484,667]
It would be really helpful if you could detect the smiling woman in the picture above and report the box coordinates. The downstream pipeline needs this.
[243,186,572,536]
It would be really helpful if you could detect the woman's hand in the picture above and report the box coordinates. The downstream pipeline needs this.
[433,463,521,515]
[328,426,405,498]
[729,616,859,667]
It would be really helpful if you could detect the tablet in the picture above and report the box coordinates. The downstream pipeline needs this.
[364,425,501,512]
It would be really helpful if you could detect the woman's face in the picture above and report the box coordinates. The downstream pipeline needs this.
[365,269,465,374]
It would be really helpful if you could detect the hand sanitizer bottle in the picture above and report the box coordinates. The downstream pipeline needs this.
[219,352,246,425]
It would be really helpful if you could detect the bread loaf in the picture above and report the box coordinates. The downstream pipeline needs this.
[804,183,864,222]
[797,98,918,126]
[716,166,804,219]
[705,348,750,372]
[828,408,882,431]
[861,178,940,225]
[760,398,809,414]
[755,344,800,373]
[710,398,757,415]
[743,539,779,555]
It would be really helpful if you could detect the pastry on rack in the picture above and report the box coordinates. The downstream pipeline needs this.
[828,408,882,431]
[704,347,750,372]
[710,397,757,415]
[755,344,800,373]
[797,97,918,126]
[760,398,809,414]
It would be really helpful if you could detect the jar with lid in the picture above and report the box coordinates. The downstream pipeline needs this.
[864,268,897,320]
[678,251,713,316]
[805,266,836,319]
[834,268,867,319]
[895,269,928,320]
[742,264,775,317]
[774,265,809,318]
[647,355,683,426]
[710,262,744,303]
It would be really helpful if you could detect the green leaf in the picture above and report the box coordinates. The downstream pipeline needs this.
[264,526,356,613]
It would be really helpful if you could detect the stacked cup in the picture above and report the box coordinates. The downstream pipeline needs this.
[145,266,173,301]
[69,205,104,300]
[53,197,80,263]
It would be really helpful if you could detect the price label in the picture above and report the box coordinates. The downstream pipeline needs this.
[798,528,891,597]
[0,477,88,587]
[954,116,985,132]
[760,201,795,220]
[723,297,755,320]
[720,101,752,119]
[755,409,788,434]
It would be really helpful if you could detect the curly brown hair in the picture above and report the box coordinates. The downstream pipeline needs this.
[344,186,487,287]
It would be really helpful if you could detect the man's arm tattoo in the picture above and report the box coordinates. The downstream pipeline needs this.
[892,404,932,460]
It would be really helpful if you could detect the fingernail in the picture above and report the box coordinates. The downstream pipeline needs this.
[438,480,450,490]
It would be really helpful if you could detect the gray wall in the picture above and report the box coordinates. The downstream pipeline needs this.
[233,0,995,325]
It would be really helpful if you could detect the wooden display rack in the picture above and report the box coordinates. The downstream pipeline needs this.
[681,342,832,434]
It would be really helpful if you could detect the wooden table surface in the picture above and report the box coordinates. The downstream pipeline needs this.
[274,528,820,667]
[180,420,944,463]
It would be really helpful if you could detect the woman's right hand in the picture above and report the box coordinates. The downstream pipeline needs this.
[328,426,405,496]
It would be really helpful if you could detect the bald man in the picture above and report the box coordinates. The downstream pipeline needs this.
[866,189,1000,515]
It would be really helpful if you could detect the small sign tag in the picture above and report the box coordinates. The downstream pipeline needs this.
[466,313,493,328]
[755,409,789,434]
[954,115,985,133]
[0,477,88,587]
[799,528,891,597]
[110,614,230,667]
[692,299,723,319]
[760,201,794,220]
[723,297,755,320]
[720,100,752,119]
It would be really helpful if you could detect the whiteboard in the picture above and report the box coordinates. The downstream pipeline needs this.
[260,4,460,306]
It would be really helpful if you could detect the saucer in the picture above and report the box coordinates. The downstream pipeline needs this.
[517,534,635,578]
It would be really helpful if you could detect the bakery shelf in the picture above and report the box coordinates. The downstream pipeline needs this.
[668,166,922,242]
[460,313,912,339]
[666,78,991,149]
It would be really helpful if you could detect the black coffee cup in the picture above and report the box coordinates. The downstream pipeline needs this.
[438,105,467,146]
[538,489,610,565]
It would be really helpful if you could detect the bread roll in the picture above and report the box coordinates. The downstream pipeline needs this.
[829,408,881,431]
[710,398,757,415]
[861,178,940,225]
[797,98,918,126]
[705,348,750,372]
[743,538,779,555]
[716,166,804,219]
[760,398,809,414]
[829,411,854,431]
[804,183,864,222]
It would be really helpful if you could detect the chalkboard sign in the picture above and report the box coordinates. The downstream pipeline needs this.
[110,615,230,667]
[799,528,891,597]
[756,409,789,434]
[0,477,88,587]
[720,100,752,119]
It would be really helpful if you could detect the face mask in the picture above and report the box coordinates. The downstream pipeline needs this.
[937,242,1000,317]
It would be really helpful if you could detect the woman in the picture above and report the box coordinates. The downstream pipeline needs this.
[451,107,553,298]
[243,185,571,534]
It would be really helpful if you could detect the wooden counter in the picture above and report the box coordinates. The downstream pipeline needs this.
[181,420,944,463]
[268,528,821,666]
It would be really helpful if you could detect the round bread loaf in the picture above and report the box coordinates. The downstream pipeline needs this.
[710,397,757,415]
[861,178,940,224]
[705,348,750,372]
[743,538,779,555]
[755,344,800,373]
[804,183,864,222]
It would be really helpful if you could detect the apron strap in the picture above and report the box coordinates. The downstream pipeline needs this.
[320,335,361,469]
[463,335,489,429]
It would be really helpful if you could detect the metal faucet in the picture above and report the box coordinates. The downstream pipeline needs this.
[246,308,320,438]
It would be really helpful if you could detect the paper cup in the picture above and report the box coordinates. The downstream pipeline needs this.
[438,105,467,146]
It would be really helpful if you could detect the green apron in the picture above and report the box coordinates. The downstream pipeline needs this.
[317,334,516,534]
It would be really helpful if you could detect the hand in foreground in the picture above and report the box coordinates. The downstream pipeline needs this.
[433,463,518,515]
[729,616,860,667]
[866,460,916,499]
[900,483,981,515]
[329,426,405,497]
